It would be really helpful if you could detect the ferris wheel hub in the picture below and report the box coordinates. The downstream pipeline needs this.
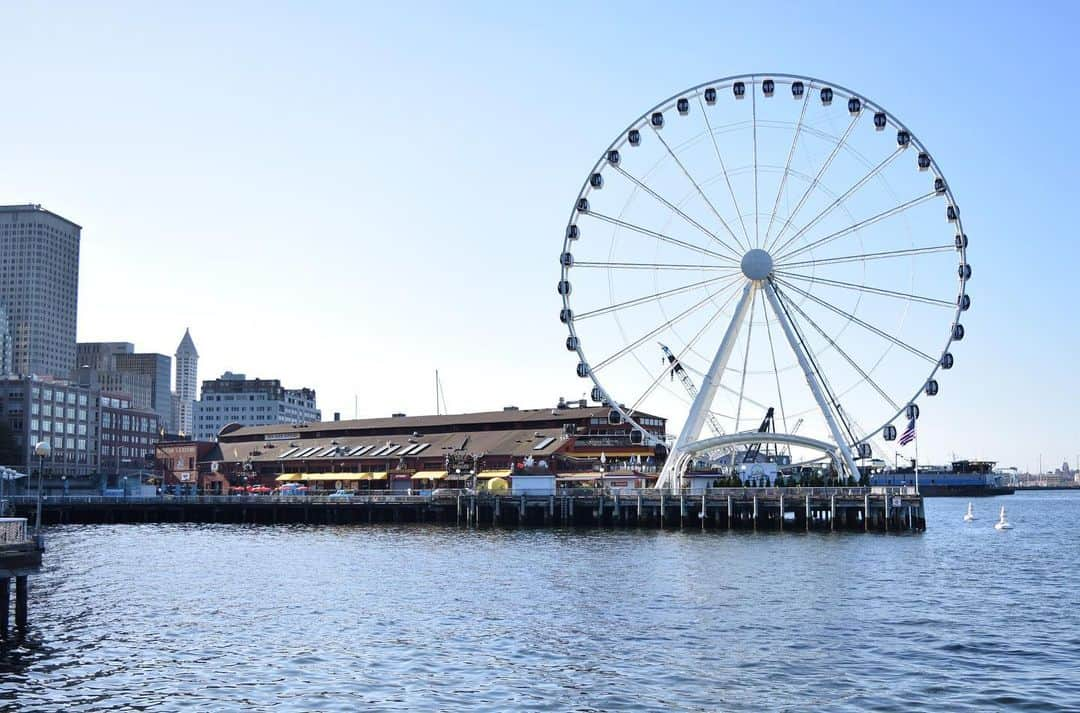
[740,248,774,280]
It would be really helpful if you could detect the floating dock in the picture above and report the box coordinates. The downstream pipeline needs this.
[7,487,924,532]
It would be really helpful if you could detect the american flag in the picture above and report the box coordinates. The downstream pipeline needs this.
[899,416,916,446]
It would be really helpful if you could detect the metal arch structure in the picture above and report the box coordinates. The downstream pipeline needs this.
[668,431,848,479]
[558,73,972,490]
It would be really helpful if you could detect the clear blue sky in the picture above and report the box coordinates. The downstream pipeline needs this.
[0,1,1075,472]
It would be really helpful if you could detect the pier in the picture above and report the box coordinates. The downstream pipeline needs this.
[0,518,43,637]
[6,487,924,532]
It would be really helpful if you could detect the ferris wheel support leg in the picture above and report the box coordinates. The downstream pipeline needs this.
[656,281,756,490]
[763,281,862,483]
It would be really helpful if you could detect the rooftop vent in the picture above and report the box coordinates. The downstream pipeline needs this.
[391,413,406,418]
[578,399,586,408]
[503,406,519,411]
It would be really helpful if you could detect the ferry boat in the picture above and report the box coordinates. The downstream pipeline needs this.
[870,460,1014,497]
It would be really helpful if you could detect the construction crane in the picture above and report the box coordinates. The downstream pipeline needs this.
[743,407,775,463]
[659,343,725,438]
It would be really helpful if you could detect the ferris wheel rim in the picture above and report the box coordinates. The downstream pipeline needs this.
[559,72,969,453]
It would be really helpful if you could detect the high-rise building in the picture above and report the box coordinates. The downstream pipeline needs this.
[0,204,80,378]
[75,342,152,410]
[0,303,12,376]
[173,328,198,436]
[193,371,320,441]
[114,352,172,432]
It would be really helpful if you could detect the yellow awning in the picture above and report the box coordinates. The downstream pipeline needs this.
[275,473,302,482]
[476,470,509,479]
[411,471,446,480]
[303,473,347,481]
[485,477,509,492]
[369,472,388,481]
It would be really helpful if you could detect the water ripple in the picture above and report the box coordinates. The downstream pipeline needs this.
[0,492,1077,711]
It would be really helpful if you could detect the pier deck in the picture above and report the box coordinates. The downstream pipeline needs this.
[4,487,924,532]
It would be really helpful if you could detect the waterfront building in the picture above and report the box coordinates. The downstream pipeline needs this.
[192,371,320,442]
[207,400,666,491]
[0,204,81,378]
[0,375,164,493]
[97,390,161,482]
[172,329,198,436]
[153,439,229,494]
[0,376,96,478]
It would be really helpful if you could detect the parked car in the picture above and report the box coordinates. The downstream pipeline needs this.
[327,489,353,499]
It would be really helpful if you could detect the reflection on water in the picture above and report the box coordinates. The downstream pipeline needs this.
[1,492,1078,711]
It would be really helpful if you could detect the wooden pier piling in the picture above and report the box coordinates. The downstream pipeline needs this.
[4,488,924,534]
[0,577,8,638]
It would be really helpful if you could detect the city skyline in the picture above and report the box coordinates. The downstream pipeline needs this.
[0,2,1075,470]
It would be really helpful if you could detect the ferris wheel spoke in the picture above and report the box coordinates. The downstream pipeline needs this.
[774,191,937,263]
[765,111,862,253]
[772,277,938,363]
[776,287,900,410]
[698,95,752,249]
[767,280,861,449]
[626,283,749,414]
[733,290,757,431]
[758,294,789,436]
[762,84,812,248]
[774,270,956,308]
[574,260,739,272]
[751,77,760,248]
[591,277,743,372]
[587,211,737,263]
[609,164,743,259]
[575,273,741,321]
[769,147,904,258]
[779,244,955,269]
[649,125,747,255]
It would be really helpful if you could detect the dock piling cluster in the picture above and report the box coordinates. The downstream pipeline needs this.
[7,488,924,532]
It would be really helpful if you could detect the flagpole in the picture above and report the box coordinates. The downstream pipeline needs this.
[914,427,920,494]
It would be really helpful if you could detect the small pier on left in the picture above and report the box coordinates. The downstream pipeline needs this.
[0,517,44,637]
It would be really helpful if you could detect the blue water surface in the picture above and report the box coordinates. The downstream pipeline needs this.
[1,491,1077,712]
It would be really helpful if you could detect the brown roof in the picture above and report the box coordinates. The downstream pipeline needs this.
[217,427,569,464]
[219,404,665,441]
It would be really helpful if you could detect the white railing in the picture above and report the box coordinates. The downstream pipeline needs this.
[0,517,28,545]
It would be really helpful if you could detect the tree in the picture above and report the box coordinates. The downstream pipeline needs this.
[0,420,22,466]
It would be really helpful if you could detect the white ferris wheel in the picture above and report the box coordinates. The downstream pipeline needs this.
[558,74,971,488]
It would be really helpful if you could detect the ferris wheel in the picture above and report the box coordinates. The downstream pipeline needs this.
[558,74,970,487]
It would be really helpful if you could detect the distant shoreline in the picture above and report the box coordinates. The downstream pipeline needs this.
[1015,485,1080,491]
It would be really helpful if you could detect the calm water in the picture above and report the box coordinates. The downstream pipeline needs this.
[1,491,1078,711]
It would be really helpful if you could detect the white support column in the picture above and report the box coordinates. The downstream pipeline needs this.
[762,281,861,482]
[656,280,756,490]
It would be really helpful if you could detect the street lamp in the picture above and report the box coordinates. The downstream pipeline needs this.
[34,440,51,532]
[122,475,128,498]
[62,475,68,496]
